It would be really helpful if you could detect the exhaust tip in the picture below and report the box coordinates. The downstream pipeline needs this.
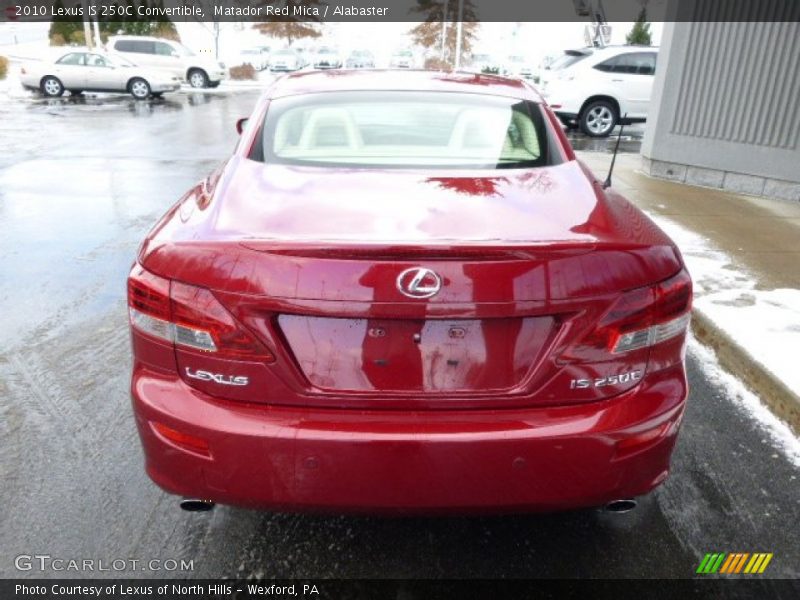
[180,499,215,512]
[604,499,637,514]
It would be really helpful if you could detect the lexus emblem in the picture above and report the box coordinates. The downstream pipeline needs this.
[396,267,442,299]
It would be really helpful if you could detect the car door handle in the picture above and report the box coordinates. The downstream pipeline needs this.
[611,79,623,82]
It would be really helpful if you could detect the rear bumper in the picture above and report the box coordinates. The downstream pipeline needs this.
[132,363,687,514]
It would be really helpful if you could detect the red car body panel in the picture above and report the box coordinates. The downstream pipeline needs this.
[129,71,691,513]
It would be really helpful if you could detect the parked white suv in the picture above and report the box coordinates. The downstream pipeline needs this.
[539,46,659,137]
[107,36,226,88]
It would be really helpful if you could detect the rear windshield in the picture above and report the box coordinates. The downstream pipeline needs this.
[258,91,560,169]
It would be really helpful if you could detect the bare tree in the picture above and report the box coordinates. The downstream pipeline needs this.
[409,0,479,68]
[181,0,248,59]
[254,0,324,46]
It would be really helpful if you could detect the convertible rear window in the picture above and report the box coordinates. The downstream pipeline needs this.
[259,91,560,169]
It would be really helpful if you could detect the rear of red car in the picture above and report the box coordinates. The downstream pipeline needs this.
[129,72,691,513]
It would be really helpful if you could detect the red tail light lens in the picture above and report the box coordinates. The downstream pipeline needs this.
[129,265,170,319]
[575,286,656,355]
[128,264,173,342]
[128,265,274,362]
[654,268,692,321]
[564,269,692,361]
[170,282,274,360]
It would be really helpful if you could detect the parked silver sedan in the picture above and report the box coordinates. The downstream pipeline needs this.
[20,50,181,99]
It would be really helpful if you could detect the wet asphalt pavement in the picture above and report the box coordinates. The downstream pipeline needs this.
[0,88,798,585]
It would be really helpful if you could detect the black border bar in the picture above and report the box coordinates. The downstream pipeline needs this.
[1,0,800,24]
[3,578,800,600]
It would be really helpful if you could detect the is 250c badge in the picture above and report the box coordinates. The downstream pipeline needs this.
[570,370,643,389]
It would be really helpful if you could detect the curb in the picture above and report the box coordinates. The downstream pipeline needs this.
[691,308,800,436]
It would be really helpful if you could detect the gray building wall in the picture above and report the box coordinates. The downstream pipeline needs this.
[641,16,800,201]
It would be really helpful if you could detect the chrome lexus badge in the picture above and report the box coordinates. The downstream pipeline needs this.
[396,267,442,299]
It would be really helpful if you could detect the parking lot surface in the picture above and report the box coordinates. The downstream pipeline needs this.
[0,90,797,584]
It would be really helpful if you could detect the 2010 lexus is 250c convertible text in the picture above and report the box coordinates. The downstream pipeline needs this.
[128,70,692,514]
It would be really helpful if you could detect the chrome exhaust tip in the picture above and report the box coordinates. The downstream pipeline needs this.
[179,499,215,512]
[603,499,637,513]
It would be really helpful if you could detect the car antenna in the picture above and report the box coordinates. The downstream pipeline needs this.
[603,113,627,189]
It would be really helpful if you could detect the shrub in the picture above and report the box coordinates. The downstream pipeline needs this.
[69,30,85,45]
[0,56,8,80]
[50,33,67,46]
[229,63,257,80]
[481,66,500,75]
[152,23,180,42]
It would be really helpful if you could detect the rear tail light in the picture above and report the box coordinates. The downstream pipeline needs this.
[128,264,274,361]
[564,269,692,361]
[612,270,692,353]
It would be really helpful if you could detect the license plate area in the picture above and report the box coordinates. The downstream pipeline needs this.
[277,315,554,394]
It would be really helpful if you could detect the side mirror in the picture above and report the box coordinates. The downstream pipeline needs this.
[236,118,248,135]
[170,51,180,58]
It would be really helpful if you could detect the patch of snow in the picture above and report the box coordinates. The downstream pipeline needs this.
[688,337,800,467]
[648,214,800,394]
[0,71,34,102]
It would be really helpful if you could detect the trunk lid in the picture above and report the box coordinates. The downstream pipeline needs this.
[142,159,682,406]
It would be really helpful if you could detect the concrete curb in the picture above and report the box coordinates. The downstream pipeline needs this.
[691,308,800,435]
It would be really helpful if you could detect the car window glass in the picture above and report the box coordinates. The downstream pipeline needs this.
[636,52,657,75]
[86,54,109,68]
[263,92,558,170]
[131,41,155,54]
[596,52,657,75]
[56,53,85,66]
[593,55,618,72]
[155,42,174,56]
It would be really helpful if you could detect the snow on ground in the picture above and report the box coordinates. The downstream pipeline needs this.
[688,336,800,467]
[647,212,800,406]
[0,71,33,101]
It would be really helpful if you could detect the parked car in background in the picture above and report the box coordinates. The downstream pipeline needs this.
[539,46,659,137]
[269,48,304,72]
[537,48,594,90]
[503,55,534,79]
[20,50,180,99]
[345,49,375,69]
[290,45,312,69]
[468,53,502,74]
[238,46,270,71]
[107,35,226,89]
[312,46,342,70]
[389,49,415,68]
[530,53,559,84]
[128,70,692,514]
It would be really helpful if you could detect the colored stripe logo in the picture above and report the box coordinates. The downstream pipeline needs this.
[697,553,773,574]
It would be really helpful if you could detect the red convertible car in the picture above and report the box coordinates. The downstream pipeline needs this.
[129,70,692,514]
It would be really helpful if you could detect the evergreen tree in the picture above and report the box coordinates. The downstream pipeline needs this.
[48,0,82,45]
[626,7,652,46]
[98,1,179,41]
